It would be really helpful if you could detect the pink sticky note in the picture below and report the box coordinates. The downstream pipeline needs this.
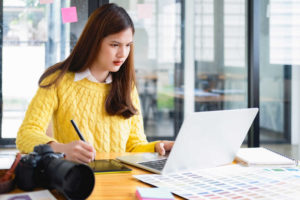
[61,7,78,24]
[39,0,53,4]
[137,4,153,19]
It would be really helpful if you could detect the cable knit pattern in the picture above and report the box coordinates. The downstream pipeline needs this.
[16,71,158,153]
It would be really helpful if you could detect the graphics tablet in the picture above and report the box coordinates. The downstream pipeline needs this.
[88,159,132,174]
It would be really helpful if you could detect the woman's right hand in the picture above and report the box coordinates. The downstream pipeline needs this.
[49,141,95,164]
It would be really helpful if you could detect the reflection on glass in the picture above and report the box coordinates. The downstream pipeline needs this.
[195,0,214,61]
[269,0,300,65]
[2,0,87,138]
[111,1,182,138]
[260,0,300,146]
[259,0,300,159]
[224,0,245,68]
[194,0,247,113]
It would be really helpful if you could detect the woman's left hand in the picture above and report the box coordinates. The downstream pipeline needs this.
[155,141,174,156]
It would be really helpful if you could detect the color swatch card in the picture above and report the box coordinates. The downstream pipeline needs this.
[136,187,174,200]
[134,165,300,200]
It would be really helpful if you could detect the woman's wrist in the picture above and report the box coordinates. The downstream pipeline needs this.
[48,141,64,153]
[154,141,162,152]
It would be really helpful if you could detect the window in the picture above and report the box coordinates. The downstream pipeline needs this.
[0,0,88,146]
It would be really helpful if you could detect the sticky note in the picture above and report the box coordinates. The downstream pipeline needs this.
[61,7,78,24]
[136,187,174,200]
[39,0,53,4]
[137,4,153,19]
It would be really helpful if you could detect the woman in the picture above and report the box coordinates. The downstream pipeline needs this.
[16,3,173,164]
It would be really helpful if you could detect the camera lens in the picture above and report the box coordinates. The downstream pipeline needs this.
[47,159,95,199]
[64,164,95,199]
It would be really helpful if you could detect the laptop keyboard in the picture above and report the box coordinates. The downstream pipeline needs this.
[138,159,167,171]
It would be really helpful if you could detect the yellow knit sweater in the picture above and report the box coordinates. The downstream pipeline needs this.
[16,71,157,153]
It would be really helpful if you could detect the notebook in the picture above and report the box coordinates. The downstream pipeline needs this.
[235,147,296,166]
[117,108,258,174]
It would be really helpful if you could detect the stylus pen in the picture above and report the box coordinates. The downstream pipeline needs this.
[71,119,86,142]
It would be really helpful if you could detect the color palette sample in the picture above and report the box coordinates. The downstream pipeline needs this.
[134,165,300,200]
[136,187,174,200]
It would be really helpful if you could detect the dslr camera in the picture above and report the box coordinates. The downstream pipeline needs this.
[15,144,95,200]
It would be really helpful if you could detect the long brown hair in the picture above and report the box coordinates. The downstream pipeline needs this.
[39,3,137,118]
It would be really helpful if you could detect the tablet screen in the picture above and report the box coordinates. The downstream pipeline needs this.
[88,159,132,173]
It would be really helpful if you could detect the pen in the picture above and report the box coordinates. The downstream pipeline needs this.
[71,119,96,162]
[71,119,86,142]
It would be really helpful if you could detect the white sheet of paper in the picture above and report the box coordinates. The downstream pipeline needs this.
[0,156,15,169]
[0,190,57,200]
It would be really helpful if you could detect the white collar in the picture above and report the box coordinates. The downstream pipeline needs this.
[74,68,112,84]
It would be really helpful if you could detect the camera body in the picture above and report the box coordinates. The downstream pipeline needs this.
[16,144,64,190]
[16,144,95,199]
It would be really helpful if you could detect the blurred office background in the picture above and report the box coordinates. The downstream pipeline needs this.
[0,0,300,159]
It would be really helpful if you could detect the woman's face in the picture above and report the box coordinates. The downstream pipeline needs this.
[93,28,133,73]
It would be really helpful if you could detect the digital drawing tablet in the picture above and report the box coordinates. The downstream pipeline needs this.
[88,159,132,174]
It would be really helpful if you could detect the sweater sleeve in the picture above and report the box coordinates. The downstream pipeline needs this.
[126,87,159,152]
[16,73,59,153]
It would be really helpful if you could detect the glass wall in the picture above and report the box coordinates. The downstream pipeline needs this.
[260,0,300,159]
[111,0,182,139]
[2,0,87,139]
[2,0,300,156]
[194,0,248,114]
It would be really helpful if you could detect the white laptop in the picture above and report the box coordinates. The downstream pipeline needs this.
[117,108,258,174]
